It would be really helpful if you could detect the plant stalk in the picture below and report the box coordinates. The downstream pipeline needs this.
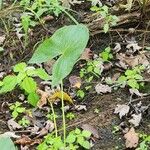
[50,102,58,137]
[61,81,66,148]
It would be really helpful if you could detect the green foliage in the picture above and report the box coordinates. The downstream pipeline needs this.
[136,133,150,150]
[38,128,91,150]
[0,62,50,106]
[66,112,76,120]
[117,66,144,89]
[9,101,25,119]
[47,113,58,121]
[0,136,17,150]
[90,5,119,33]
[29,24,89,86]
[19,117,30,127]
[77,89,85,99]
[100,47,113,61]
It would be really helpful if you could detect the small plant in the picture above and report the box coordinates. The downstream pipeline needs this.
[38,128,91,150]
[90,5,119,33]
[66,112,76,120]
[136,133,150,150]
[0,62,50,106]
[19,117,30,127]
[100,47,113,62]
[47,113,58,121]
[77,89,85,99]
[117,66,144,89]
[9,101,25,119]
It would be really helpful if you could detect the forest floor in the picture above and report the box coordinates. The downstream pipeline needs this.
[0,0,150,150]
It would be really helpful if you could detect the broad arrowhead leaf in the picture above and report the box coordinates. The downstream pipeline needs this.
[29,24,89,86]
[0,137,16,150]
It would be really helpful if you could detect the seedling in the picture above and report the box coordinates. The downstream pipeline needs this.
[47,113,58,121]
[0,62,50,106]
[38,128,91,150]
[77,90,85,99]
[66,112,76,120]
[19,117,30,127]
[100,47,113,62]
[9,101,25,119]
[136,133,150,150]
[90,5,119,33]
[117,66,144,89]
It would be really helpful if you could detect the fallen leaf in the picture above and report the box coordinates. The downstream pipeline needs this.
[124,127,139,148]
[36,120,54,138]
[69,75,81,88]
[126,43,142,52]
[15,135,41,146]
[116,53,149,68]
[95,83,111,94]
[129,113,142,127]
[37,89,50,108]
[0,35,5,45]
[81,124,100,139]
[7,119,22,130]
[49,91,73,104]
[74,105,87,111]
[61,0,82,8]
[80,48,94,60]
[113,43,121,53]
[129,89,143,97]
[114,104,130,119]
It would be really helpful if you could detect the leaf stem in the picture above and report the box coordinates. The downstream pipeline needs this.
[50,102,58,137]
[61,81,66,147]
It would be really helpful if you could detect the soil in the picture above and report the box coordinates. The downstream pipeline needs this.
[0,1,150,150]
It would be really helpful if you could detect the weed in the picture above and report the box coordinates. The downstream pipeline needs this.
[90,5,118,33]
[0,62,50,106]
[38,128,91,150]
[19,117,30,127]
[136,133,150,150]
[66,112,76,120]
[77,89,85,99]
[9,101,25,119]
[117,66,144,89]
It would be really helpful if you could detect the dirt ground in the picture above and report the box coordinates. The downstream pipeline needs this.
[0,1,150,150]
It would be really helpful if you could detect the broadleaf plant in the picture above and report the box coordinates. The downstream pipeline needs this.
[29,24,89,86]
[0,62,50,106]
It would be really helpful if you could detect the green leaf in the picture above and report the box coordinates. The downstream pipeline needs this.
[35,68,50,80]
[13,62,27,73]
[66,133,76,144]
[21,77,37,93]
[81,141,90,149]
[0,81,3,86]
[27,92,39,106]
[125,70,134,76]
[17,72,26,83]
[0,47,4,52]
[75,128,81,135]
[0,75,17,93]
[0,137,17,150]
[82,130,91,138]
[103,23,109,33]
[127,79,139,89]
[29,24,89,86]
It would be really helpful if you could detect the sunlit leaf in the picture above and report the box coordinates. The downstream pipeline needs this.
[29,24,89,86]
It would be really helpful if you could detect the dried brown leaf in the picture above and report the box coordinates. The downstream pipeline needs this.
[129,113,142,127]
[114,104,130,119]
[124,127,139,148]
[95,83,111,94]
[7,119,22,130]
[80,48,94,60]
[81,124,100,139]
[69,75,81,88]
